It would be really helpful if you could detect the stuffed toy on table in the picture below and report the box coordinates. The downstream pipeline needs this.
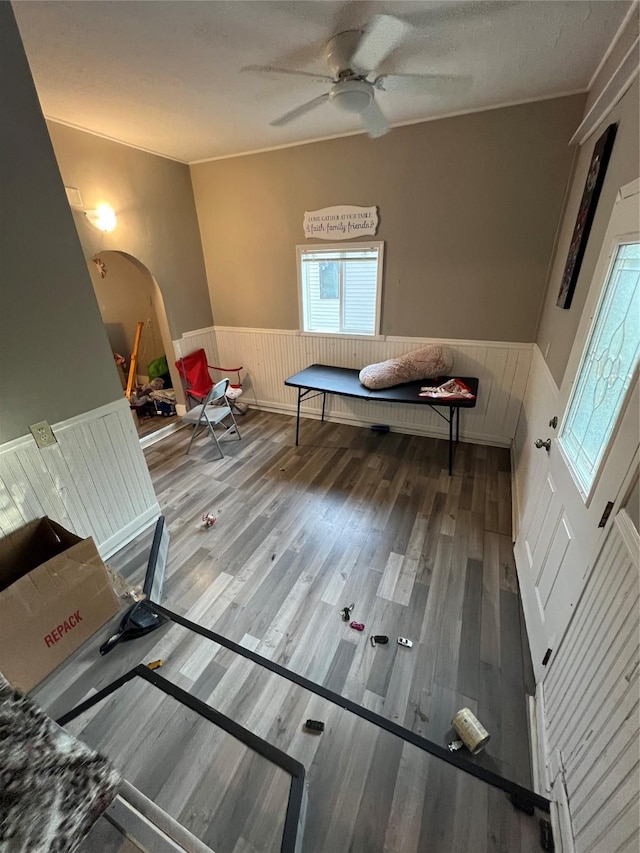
[359,345,453,390]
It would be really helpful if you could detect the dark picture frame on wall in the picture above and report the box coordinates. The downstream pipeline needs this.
[556,123,617,309]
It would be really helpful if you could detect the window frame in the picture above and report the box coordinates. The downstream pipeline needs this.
[557,234,640,504]
[296,241,385,338]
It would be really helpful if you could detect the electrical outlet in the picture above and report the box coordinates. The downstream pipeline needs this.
[30,420,57,448]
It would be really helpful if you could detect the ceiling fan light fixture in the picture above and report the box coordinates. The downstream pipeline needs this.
[254,13,471,136]
[329,79,373,114]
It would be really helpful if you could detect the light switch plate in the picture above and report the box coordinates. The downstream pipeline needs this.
[30,420,57,448]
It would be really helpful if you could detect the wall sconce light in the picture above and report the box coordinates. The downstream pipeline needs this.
[85,203,117,232]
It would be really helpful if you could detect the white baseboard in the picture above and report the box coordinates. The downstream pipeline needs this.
[510,441,519,541]
[249,400,512,448]
[549,776,576,853]
[108,781,214,853]
[98,503,161,560]
[529,689,577,853]
[177,325,533,447]
[533,682,551,795]
[527,694,543,796]
[139,420,185,449]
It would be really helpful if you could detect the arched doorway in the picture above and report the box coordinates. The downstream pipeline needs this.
[88,251,182,442]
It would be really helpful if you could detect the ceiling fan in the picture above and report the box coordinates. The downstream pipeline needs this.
[243,14,471,139]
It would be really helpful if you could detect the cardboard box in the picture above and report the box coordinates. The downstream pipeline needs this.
[0,517,120,692]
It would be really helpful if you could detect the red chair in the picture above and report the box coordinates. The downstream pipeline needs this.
[176,349,246,414]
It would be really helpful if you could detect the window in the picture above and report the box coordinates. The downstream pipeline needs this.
[297,242,383,336]
[559,241,640,496]
[319,262,339,299]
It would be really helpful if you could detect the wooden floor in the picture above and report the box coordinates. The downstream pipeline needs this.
[61,635,541,853]
[78,817,142,852]
[35,409,541,852]
[134,410,180,439]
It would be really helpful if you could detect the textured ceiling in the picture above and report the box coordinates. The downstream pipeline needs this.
[13,0,631,162]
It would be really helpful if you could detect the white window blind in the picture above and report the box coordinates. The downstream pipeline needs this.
[297,243,383,336]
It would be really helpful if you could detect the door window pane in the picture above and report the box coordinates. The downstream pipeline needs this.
[560,242,640,495]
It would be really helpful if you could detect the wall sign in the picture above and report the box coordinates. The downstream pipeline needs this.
[303,205,378,240]
[556,123,617,309]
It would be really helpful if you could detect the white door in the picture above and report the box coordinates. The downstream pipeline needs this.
[516,180,640,683]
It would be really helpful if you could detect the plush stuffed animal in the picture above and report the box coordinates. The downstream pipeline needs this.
[359,345,453,390]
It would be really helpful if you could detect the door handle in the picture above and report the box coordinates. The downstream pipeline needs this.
[535,438,551,451]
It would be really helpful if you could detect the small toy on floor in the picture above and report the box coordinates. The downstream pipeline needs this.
[202,512,217,529]
[339,603,354,621]
[350,621,365,631]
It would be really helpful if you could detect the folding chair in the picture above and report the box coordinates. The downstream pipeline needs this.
[181,379,241,457]
[176,349,246,415]
[213,368,245,414]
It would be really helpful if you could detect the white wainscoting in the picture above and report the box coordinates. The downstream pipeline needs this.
[512,344,560,538]
[542,510,639,853]
[174,326,533,447]
[0,398,160,558]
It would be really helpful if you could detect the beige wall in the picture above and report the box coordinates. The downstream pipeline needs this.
[0,4,122,443]
[46,121,212,340]
[537,77,639,386]
[191,94,585,343]
[88,251,166,371]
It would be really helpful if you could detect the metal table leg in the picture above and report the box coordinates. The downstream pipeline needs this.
[295,389,302,446]
[294,387,327,445]
[448,405,454,476]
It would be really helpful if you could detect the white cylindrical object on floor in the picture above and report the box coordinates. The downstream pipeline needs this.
[452,707,490,754]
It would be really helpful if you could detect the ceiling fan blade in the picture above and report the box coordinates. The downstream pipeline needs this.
[242,65,333,83]
[375,73,472,96]
[270,93,330,127]
[360,99,389,139]
[402,1,515,30]
[350,14,413,73]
